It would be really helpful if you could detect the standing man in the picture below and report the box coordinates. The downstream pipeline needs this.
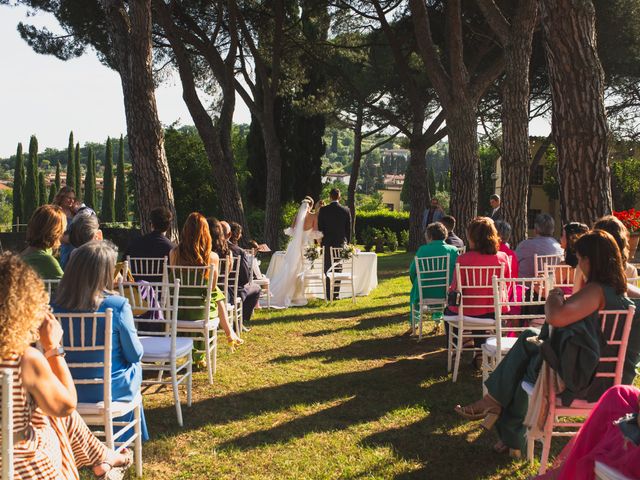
[318,188,352,300]
[421,197,445,232]
[489,194,504,222]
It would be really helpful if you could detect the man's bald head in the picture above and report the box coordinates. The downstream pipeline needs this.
[220,221,231,239]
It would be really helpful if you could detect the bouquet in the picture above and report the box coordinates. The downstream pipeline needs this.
[304,245,322,266]
[613,209,640,234]
[340,243,357,260]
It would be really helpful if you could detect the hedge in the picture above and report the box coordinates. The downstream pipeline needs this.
[354,210,409,244]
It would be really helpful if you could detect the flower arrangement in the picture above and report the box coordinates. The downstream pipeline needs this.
[613,209,640,234]
[340,243,357,260]
[304,245,322,266]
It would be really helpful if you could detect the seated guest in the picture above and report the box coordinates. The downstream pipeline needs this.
[60,207,102,269]
[215,219,261,332]
[21,204,66,279]
[455,230,640,456]
[0,253,133,479]
[536,385,640,480]
[169,212,243,348]
[53,241,149,442]
[515,213,563,277]
[229,221,243,246]
[556,222,588,293]
[445,217,512,365]
[409,222,458,331]
[495,220,518,278]
[441,215,465,249]
[123,206,175,262]
[52,185,77,223]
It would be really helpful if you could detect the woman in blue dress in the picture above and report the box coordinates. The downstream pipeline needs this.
[53,240,149,441]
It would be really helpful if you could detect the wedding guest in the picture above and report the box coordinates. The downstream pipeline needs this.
[489,194,503,222]
[536,385,640,480]
[555,222,588,294]
[515,213,563,277]
[421,197,445,232]
[60,207,102,269]
[441,215,465,249]
[21,204,66,279]
[52,186,77,223]
[123,206,175,261]
[409,222,458,331]
[455,230,639,456]
[229,221,243,246]
[53,240,148,442]
[170,212,243,348]
[495,220,518,278]
[214,218,261,332]
[0,253,133,479]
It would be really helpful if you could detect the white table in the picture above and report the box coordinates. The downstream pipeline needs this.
[265,251,378,298]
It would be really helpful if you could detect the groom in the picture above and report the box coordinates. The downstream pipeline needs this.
[318,188,352,300]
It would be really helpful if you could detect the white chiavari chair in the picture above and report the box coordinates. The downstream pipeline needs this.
[301,250,327,301]
[545,264,576,294]
[43,278,61,303]
[125,256,168,283]
[0,369,13,480]
[411,255,450,341]
[247,253,271,308]
[457,246,466,255]
[218,256,243,337]
[327,247,356,303]
[534,253,563,277]
[595,462,633,480]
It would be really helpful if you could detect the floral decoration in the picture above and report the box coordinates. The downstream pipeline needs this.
[613,209,640,234]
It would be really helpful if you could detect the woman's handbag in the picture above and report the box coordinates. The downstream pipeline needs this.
[447,290,461,307]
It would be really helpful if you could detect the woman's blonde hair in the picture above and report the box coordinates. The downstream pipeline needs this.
[26,205,67,250]
[55,241,117,311]
[0,254,48,358]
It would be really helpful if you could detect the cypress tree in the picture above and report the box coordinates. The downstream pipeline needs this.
[48,161,61,203]
[427,166,437,198]
[101,137,115,221]
[66,131,75,193]
[330,131,338,153]
[24,135,39,220]
[74,143,82,197]
[115,135,127,222]
[11,143,24,231]
[38,171,47,206]
[84,147,97,209]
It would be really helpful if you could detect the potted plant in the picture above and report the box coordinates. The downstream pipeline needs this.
[613,208,640,259]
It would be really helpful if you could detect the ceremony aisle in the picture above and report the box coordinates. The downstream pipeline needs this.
[130,251,537,480]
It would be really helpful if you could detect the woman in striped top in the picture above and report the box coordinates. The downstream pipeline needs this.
[0,253,132,479]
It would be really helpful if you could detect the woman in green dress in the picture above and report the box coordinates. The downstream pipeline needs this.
[168,212,243,349]
[454,230,640,456]
[21,204,66,280]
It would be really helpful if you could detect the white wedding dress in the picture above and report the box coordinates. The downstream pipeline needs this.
[269,201,323,308]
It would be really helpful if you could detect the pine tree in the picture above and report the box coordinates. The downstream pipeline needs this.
[66,131,75,193]
[24,135,39,220]
[84,147,97,209]
[38,171,47,206]
[74,143,82,197]
[48,161,61,203]
[101,137,115,221]
[427,166,437,198]
[115,135,127,222]
[330,131,338,153]
[11,143,24,231]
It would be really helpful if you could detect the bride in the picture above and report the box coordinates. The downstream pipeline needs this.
[269,197,323,308]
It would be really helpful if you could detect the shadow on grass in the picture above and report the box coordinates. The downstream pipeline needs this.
[302,313,402,338]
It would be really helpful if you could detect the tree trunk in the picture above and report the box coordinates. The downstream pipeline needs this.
[101,0,178,240]
[541,0,611,225]
[347,106,363,239]
[407,139,429,251]
[448,107,479,242]
[500,2,537,247]
[261,108,284,250]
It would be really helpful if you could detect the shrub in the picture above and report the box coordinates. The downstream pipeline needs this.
[355,209,409,245]
[399,230,409,249]
[383,228,398,252]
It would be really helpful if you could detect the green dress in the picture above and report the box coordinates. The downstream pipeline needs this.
[485,284,639,451]
[408,240,458,326]
[21,248,63,280]
[168,268,225,321]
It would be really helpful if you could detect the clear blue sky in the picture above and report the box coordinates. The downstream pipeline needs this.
[0,4,549,159]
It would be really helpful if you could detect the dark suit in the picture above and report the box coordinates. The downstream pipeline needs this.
[318,201,352,299]
[228,242,261,325]
[490,206,504,222]
[123,231,175,282]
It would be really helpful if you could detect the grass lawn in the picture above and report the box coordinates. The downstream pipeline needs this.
[132,250,542,479]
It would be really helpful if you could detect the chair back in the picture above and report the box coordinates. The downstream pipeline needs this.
[493,276,548,336]
[216,257,231,296]
[118,279,180,339]
[226,255,241,302]
[0,369,13,480]
[56,310,113,412]
[534,253,563,277]
[329,247,354,275]
[457,246,466,255]
[167,265,214,322]
[43,278,61,303]
[453,264,505,317]
[126,256,168,283]
[545,264,575,292]
[595,306,636,385]
[414,255,450,307]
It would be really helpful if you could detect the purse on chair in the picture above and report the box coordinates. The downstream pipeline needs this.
[114,261,150,316]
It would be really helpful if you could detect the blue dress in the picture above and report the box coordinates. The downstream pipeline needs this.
[54,294,149,441]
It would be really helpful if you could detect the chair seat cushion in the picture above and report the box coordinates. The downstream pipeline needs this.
[481,336,518,355]
[177,318,220,331]
[77,392,142,417]
[140,336,193,361]
[327,273,354,280]
[443,314,496,327]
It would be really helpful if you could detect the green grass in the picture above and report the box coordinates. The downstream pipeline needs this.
[133,251,540,479]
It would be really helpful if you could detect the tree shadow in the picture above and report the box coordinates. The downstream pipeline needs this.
[302,312,404,338]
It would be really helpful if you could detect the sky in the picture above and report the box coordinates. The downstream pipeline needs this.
[0,4,550,160]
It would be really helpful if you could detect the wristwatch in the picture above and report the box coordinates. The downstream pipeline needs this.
[44,346,66,359]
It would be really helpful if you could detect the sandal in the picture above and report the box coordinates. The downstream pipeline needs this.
[454,396,502,430]
[96,449,133,480]
[493,441,521,458]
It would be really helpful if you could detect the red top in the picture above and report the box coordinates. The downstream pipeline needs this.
[448,250,512,316]
[499,242,519,278]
